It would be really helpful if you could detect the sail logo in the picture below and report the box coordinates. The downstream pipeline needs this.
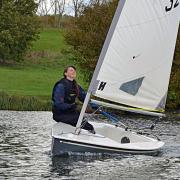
[98,82,107,91]
[165,0,179,12]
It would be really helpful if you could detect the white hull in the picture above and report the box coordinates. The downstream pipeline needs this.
[51,121,164,156]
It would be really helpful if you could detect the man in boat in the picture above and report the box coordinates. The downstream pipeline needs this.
[52,65,95,134]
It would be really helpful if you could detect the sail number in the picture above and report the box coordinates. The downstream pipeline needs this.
[165,0,179,12]
[98,81,107,91]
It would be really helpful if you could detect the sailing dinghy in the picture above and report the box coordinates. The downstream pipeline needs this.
[51,0,180,156]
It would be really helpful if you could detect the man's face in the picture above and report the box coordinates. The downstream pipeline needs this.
[65,67,76,80]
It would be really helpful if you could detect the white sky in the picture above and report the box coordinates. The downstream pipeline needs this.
[36,0,79,16]
[36,0,91,16]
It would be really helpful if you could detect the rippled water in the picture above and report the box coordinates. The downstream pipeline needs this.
[0,110,180,179]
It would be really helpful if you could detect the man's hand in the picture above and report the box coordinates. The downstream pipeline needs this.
[89,102,99,110]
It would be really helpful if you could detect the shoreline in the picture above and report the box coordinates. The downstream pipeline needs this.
[0,93,179,113]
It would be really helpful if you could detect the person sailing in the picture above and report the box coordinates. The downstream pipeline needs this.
[52,65,95,134]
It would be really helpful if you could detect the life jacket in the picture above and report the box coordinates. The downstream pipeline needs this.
[52,78,79,105]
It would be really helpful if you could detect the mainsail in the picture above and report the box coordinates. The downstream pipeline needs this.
[76,0,180,129]
[89,0,180,112]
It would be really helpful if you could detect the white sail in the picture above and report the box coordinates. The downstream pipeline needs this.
[90,0,180,112]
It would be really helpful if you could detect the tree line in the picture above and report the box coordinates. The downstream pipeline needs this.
[0,0,108,62]
[36,0,106,28]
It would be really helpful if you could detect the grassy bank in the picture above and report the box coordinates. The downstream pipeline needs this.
[0,91,51,111]
[0,28,88,111]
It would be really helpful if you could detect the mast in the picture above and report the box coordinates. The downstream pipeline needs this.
[75,0,126,133]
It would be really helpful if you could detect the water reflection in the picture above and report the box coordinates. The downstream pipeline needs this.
[0,110,180,179]
[50,152,180,179]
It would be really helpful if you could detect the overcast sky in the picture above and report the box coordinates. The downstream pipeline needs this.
[36,0,75,16]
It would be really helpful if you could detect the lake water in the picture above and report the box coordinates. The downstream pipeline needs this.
[0,110,180,180]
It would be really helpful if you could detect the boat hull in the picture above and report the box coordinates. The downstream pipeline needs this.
[51,137,161,156]
[51,122,164,156]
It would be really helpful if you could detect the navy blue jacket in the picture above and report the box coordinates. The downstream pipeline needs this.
[52,78,86,112]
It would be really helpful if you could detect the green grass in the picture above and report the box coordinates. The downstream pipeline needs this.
[0,65,88,98]
[31,28,67,52]
[0,28,89,106]
[0,67,57,97]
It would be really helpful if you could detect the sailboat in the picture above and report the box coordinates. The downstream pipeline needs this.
[51,0,180,156]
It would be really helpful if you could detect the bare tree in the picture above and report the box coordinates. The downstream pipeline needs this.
[36,0,55,27]
[88,0,109,6]
[36,0,54,16]
[71,0,84,17]
[51,0,66,28]
[57,0,66,27]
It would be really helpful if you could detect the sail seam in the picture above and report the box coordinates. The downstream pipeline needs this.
[118,12,174,29]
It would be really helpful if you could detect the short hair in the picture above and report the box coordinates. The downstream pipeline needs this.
[63,65,76,78]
